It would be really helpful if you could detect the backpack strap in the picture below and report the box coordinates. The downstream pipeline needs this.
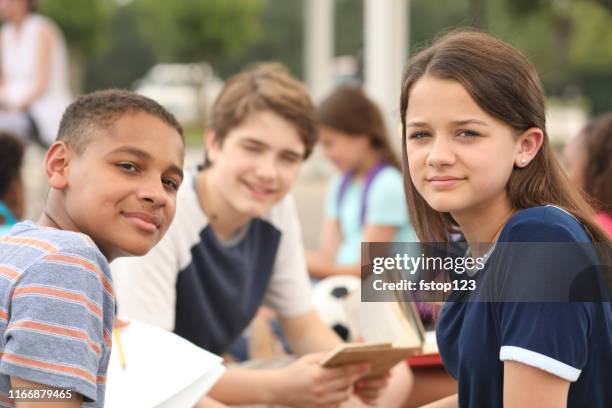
[337,170,355,214]
[337,161,388,226]
[360,162,387,225]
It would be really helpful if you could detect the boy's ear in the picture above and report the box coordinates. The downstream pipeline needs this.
[44,141,72,190]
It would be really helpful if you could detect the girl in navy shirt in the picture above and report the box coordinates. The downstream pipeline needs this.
[399,30,611,407]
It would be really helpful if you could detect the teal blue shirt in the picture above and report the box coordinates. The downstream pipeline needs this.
[0,201,16,237]
[324,166,417,265]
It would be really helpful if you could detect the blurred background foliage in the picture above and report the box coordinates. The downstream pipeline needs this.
[39,0,115,58]
[134,0,265,63]
[36,0,612,113]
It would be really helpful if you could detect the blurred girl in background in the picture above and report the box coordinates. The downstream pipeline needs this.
[307,85,416,279]
[564,112,612,236]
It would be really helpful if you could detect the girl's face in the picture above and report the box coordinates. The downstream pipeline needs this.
[319,125,371,173]
[207,110,305,219]
[562,132,587,190]
[404,76,524,218]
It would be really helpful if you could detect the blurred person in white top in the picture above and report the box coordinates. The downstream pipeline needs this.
[0,0,71,146]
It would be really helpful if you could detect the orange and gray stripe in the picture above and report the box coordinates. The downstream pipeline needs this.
[1,352,96,386]
[7,320,102,357]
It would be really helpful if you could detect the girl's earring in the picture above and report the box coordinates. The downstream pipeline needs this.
[521,158,527,165]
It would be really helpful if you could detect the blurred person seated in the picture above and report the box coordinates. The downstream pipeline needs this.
[307,86,417,279]
[564,112,612,236]
[0,132,25,236]
[0,0,72,146]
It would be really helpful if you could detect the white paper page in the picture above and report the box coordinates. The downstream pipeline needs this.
[342,289,423,348]
[105,320,226,408]
[157,364,226,408]
[422,330,438,354]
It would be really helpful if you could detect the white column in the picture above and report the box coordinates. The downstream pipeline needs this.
[302,0,335,178]
[364,0,408,150]
[304,0,334,102]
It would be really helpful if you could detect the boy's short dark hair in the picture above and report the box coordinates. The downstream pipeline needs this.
[57,89,183,154]
[0,132,25,199]
[210,63,317,160]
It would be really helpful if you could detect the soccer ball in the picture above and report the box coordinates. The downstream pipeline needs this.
[313,276,360,341]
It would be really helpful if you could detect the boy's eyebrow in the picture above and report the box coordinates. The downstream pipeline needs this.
[241,137,304,158]
[281,149,304,159]
[107,146,184,180]
[108,146,153,160]
[167,164,184,181]
[241,137,268,147]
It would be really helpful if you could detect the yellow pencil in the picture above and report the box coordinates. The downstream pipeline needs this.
[113,327,127,370]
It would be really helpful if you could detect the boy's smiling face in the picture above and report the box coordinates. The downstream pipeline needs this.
[206,110,305,219]
[47,112,184,260]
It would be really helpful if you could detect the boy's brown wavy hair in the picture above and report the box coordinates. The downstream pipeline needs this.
[207,63,317,165]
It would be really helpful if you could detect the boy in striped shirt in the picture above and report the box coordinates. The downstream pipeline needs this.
[0,90,185,407]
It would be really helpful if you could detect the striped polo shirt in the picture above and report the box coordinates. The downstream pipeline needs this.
[0,221,115,407]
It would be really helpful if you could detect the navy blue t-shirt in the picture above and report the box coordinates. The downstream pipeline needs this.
[437,206,612,407]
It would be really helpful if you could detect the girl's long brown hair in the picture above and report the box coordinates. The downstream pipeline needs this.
[317,85,401,169]
[399,30,611,244]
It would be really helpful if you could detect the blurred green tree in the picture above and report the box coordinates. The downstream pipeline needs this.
[410,0,471,52]
[39,0,115,57]
[335,0,363,58]
[489,0,612,113]
[42,0,610,113]
[407,0,612,113]
[134,0,265,64]
[39,0,116,92]
[213,0,302,79]
[83,4,157,92]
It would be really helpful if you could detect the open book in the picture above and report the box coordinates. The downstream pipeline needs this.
[342,288,438,355]
[320,342,420,378]
[105,320,225,408]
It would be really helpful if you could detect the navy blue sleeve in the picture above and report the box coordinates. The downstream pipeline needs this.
[492,208,597,381]
[496,302,593,381]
